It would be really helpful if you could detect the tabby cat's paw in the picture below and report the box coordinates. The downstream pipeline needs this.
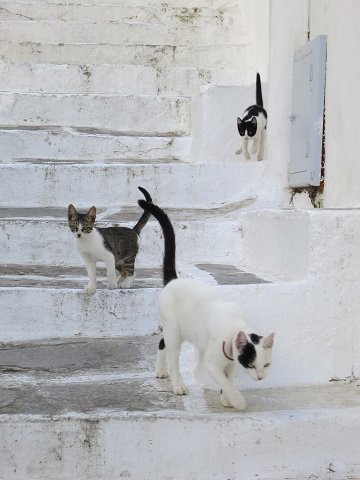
[84,284,96,294]
[119,276,134,289]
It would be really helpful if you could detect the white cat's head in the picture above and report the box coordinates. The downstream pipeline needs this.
[232,331,274,381]
[68,204,96,239]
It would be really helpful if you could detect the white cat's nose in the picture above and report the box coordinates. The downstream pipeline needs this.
[257,371,265,380]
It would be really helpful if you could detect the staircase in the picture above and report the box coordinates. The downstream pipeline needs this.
[1,1,360,479]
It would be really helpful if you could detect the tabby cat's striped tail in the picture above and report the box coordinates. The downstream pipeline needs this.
[133,187,152,235]
[137,200,177,286]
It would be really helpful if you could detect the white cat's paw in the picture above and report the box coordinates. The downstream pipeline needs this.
[250,146,258,154]
[119,276,134,289]
[235,148,242,155]
[230,393,247,411]
[220,392,232,408]
[172,383,188,395]
[155,368,169,379]
[84,284,96,294]
[243,152,251,160]
[108,281,117,290]
[257,154,263,161]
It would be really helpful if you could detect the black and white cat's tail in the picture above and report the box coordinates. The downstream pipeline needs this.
[138,200,177,286]
[133,187,153,235]
[256,72,263,107]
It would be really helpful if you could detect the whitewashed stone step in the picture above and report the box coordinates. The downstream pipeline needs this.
[0,163,264,207]
[0,41,251,67]
[0,129,190,163]
[0,63,246,96]
[0,20,246,45]
[0,92,191,135]
[0,273,356,387]
[0,340,359,480]
[0,205,246,266]
[0,264,272,341]
[0,0,239,9]
[0,2,229,26]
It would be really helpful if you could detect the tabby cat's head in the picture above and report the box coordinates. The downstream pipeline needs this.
[232,331,274,381]
[68,204,96,239]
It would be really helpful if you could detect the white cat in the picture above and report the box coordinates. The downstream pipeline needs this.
[138,199,275,411]
[236,72,268,161]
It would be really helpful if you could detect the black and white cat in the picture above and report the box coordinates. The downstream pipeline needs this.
[236,72,267,161]
[138,199,275,411]
[68,186,152,294]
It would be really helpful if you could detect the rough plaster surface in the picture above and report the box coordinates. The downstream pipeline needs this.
[0,337,359,480]
[0,163,264,208]
[0,92,191,135]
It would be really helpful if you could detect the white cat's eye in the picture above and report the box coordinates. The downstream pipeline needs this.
[248,364,256,369]
[264,363,271,368]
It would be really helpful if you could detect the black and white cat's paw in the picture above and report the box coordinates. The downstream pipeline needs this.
[172,382,188,395]
[235,147,242,155]
[155,367,169,379]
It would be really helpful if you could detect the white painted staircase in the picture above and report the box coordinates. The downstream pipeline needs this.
[1,1,360,479]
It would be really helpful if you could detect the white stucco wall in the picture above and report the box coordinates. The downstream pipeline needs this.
[265,0,309,205]
[310,0,360,207]
[266,0,360,208]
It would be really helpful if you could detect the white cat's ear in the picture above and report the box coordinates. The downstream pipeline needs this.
[263,332,275,349]
[86,206,96,221]
[235,331,248,353]
[68,204,77,219]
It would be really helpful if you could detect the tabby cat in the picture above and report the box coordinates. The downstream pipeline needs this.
[68,186,152,294]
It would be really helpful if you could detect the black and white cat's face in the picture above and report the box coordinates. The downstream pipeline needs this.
[68,204,96,239]
[237,117,257,138]
[233,331,274,381]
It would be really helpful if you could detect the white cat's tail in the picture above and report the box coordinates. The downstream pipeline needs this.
[137,200,177,286]
[133,186,153,235]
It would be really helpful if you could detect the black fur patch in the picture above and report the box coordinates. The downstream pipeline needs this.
[238,343,256,368]
[250,333,262,345]
[159,338,165,350]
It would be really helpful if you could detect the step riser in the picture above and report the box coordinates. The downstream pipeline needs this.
[0,42,251,68]
[0,288,160,340]
[0,164,262,207]
[0,130,190,163]
[1,281,355,389]
[0,0,234,6]
[0,220,241,267]
[0,93,191,136]
[0,63,245,96]
[0,4,231,26]
[1,405,359,480]
[0,21,245,46]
